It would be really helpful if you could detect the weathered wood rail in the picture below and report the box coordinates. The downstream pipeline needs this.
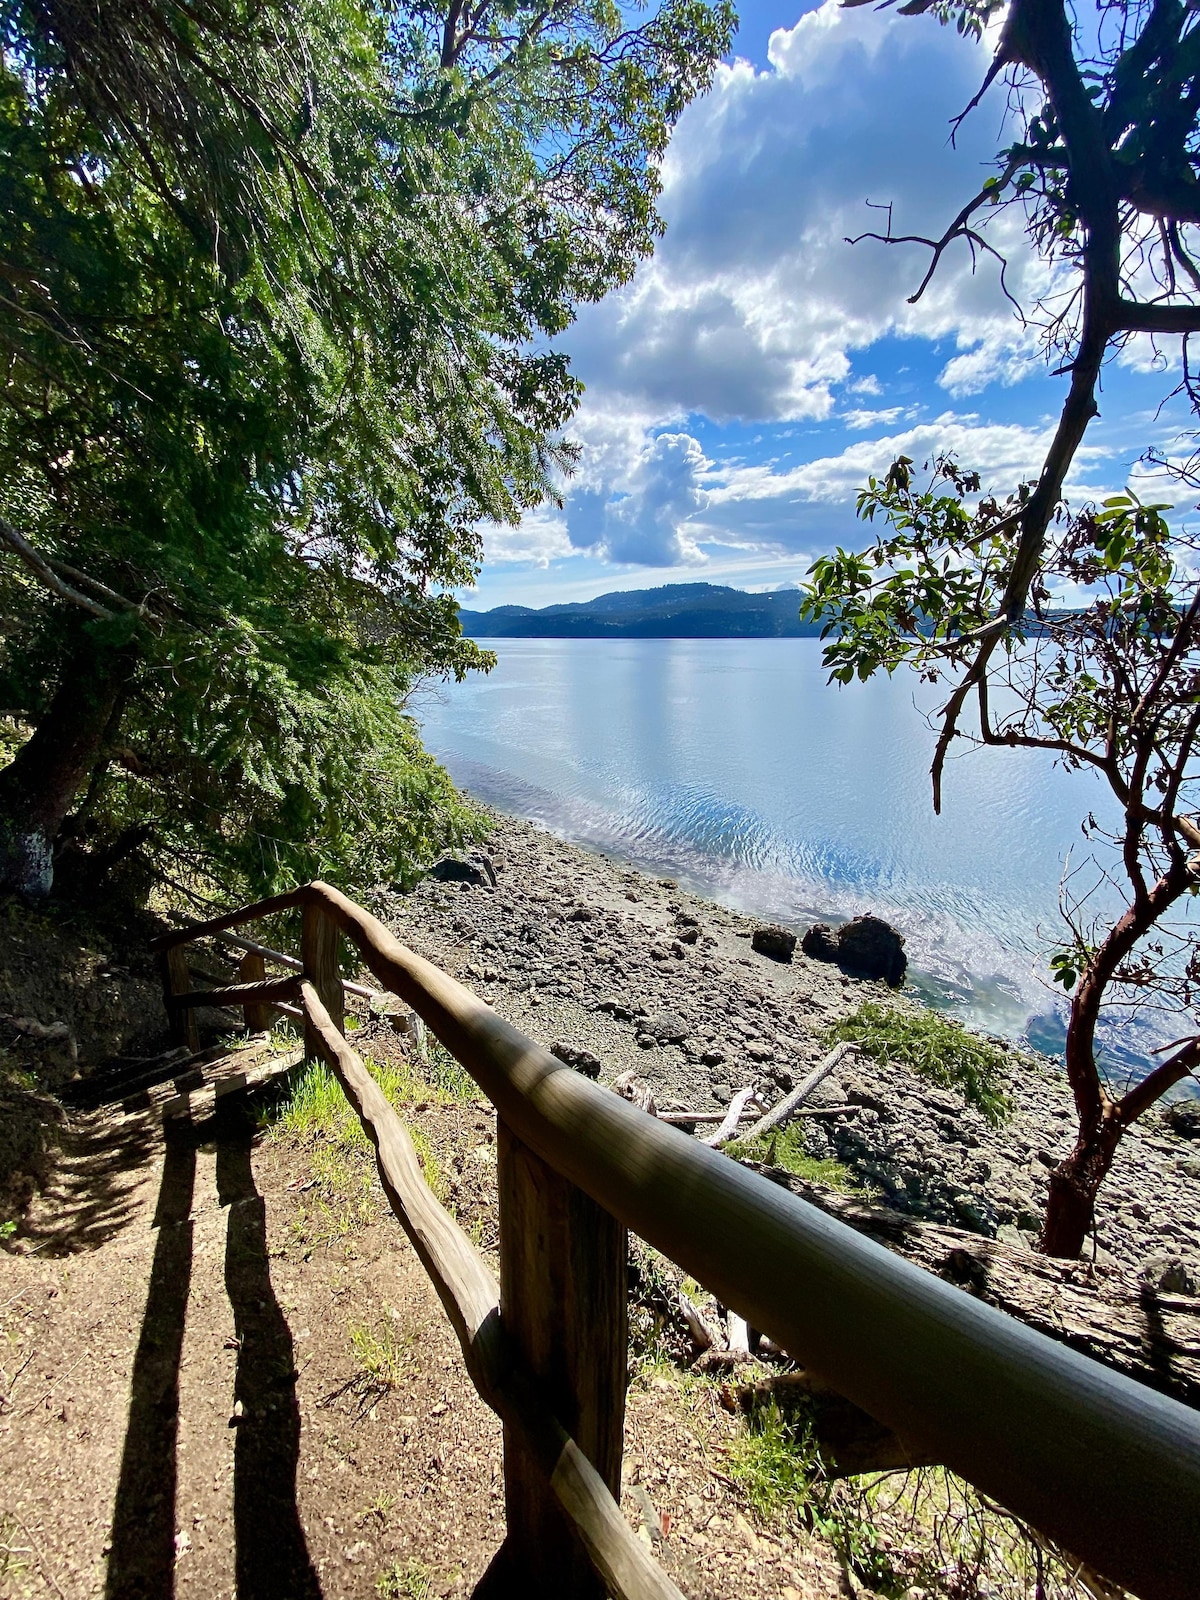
[153,881,1200,1600]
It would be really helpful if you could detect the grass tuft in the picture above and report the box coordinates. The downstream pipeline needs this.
[725,1124,863,1192]
[376,1558,432,1599]
[350,1317,415,1391]
[822,1000,1012,1125]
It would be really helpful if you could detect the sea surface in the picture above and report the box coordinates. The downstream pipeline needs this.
[414,636,1168,1078]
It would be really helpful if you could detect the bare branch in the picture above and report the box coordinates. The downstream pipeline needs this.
[0,516,122,620]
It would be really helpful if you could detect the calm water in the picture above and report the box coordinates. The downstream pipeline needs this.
[415,637,1150,1071]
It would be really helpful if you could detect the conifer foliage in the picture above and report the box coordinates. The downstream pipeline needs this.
[0,0,733,899]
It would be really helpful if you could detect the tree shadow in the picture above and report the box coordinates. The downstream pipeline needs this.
[216,1114,322,1600]
[17,1104,165,1256]
[105,1123,195,1599]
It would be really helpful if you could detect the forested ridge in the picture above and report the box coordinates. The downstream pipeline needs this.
[0,0,732,905]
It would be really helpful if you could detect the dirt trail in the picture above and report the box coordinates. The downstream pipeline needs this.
[0,1079,845,1600]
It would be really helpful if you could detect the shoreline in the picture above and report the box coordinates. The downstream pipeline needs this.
[381,806,1200,1276]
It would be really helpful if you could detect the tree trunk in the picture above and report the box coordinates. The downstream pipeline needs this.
[1041,855,1194,1258]
[1040,1110,1125,1259]
[0,633,132,897]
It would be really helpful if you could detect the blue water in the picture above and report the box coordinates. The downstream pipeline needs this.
[414,637,1160,1074]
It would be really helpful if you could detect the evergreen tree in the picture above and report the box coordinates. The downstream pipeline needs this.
[0,0,734,898]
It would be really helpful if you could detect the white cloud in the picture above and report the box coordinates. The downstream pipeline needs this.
[482,507,574,566]
[564,1,1049,426]
[568,432,711,565]
[691,414,1116,556]
[841,406,906,430]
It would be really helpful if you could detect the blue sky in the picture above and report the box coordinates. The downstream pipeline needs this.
[461,0,1196,611]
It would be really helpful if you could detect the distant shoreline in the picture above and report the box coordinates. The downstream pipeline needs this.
[459,579,826,639]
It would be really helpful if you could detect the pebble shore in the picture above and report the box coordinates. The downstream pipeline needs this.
[380,810,1200,1275]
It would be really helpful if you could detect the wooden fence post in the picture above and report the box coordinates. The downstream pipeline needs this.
[301,903,343,1059]
[237,950,274,1033]
[494,1118,627,1596]
[160,944,199,1053]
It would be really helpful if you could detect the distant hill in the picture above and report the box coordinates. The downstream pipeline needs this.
[458,583,824,638]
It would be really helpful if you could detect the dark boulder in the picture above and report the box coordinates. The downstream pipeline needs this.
[1165,1099,1200,1140]
[801,914,907,987]
[429,852,497,888]
[800,922,840,962]
[550,1040,602,1078]
[751,925,797,962]
[838,915,907,986]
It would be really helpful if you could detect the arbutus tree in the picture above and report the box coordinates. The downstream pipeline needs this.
[805,461,1200,1256]
[802,0,1200,1256]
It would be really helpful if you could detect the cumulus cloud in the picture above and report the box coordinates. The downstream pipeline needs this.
[567,432,710,565]
[564,1,1048,426]
[482,507,574,566]
[692,414,1116,555]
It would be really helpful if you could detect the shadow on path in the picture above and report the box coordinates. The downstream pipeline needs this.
[217,1117,322,1600]
[105,1110,321,1599]
[105,1125,195,1599]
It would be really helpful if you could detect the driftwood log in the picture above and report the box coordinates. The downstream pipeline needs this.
[741,1160,1200,1411]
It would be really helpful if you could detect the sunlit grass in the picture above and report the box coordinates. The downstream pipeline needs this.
[725,1123,863,1192]
[266,1043,471,1245]
[350,1315,416,1391]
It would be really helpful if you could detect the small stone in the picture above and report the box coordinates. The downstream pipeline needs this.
[550,1041,602,1078]
[1139,1254,1200,1295]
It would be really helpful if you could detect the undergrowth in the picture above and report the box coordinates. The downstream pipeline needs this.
[725,1124,862,1192]
[823,1001,1012,1125]
[264,1043,473,1247]
[729,1397,1114,1599]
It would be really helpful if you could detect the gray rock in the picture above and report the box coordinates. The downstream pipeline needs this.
[1139,1255,1200,1295]
[1165,1099,1200,1140]
[646,1011,689,1044]
[751,925,797,962]
[550,1040,602,1078]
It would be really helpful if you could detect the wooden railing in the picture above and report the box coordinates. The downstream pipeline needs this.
[152,881,1200,1600]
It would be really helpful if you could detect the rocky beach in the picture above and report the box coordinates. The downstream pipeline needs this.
[381,808,1200,1278]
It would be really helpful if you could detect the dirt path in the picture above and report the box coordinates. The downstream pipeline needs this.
[0,1078,848,1600]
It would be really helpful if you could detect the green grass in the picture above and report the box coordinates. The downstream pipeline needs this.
[730,1397,1097,1599]
[725,1123,863,1192]
[376,1558,432,1599]
[822,1000,1012,1125]
[265,1048,467,1245]
[421,1036,476,1101]
[350,1317,415,1391]
[728,1399,822,1523]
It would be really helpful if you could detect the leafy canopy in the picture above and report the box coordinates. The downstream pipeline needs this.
[0,0,733,899]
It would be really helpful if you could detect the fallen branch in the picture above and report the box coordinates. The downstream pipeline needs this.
[736,1042,860,1146]
[675,1289,718,1352]
[702,1085,760,1147]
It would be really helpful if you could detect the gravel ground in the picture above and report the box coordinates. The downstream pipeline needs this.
[378,808,1200,1275]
